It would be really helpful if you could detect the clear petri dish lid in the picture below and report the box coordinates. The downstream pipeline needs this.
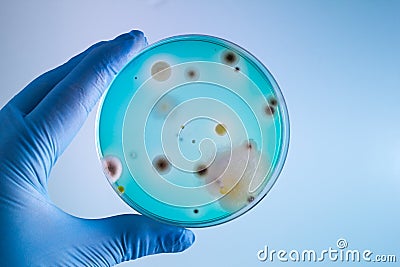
[96,34,290,227]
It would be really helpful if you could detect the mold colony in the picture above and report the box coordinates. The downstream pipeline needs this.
[152,155,171,174]
[264,97,278,116]
[193,140,269,212]
[185,68,199,81]
[221,50,238,65]
[101,156,122,183]
[215,123,227,136]
[150,61,171,81]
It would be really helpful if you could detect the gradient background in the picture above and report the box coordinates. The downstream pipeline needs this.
[1,0,399,266]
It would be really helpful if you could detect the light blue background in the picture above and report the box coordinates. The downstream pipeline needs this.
[1,1,399,266]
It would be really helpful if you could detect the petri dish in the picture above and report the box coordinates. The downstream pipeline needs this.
[96,34,289,227]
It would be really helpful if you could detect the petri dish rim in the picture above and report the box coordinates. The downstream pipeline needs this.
[95,34,290,228]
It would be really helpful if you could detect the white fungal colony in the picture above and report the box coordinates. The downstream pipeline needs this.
[101,155,123,184]
[197,140,269,212]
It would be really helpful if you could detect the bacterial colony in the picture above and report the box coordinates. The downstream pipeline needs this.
[96,35,289,227]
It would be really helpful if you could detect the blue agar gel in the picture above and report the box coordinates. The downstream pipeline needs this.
[96,35,289,227]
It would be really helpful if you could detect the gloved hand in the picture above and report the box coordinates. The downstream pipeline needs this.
[0,30,195,266]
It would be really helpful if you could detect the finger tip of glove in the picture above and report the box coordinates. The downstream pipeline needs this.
[183,228,195,246]
[173,228,195,252]
[100,30,147,67]
[128,29,148,46]
[112,29,148,52]
[128,29,145,39]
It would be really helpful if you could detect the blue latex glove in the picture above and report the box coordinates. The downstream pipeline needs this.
[0,30,195,266]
